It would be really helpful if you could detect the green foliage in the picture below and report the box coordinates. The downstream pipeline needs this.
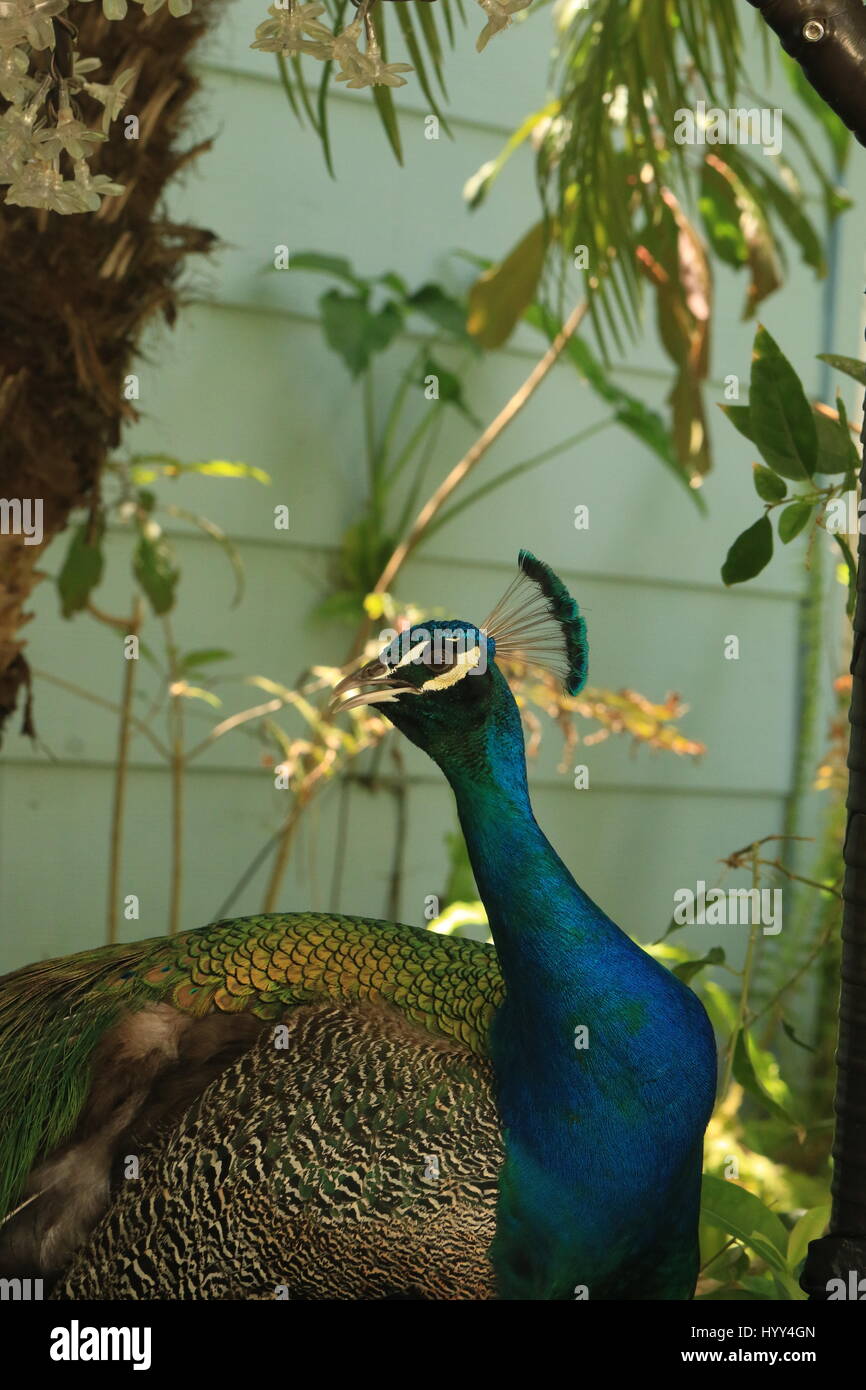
[719,328,863,587]
[749,326,816,481]
[721,515,773,586]
[289,253,693,621]
[133,528,180,617]
[817,353,866,387]
[777,501,812,545]
[467,222,547,349]
[274,0,462,171]
[752,465,786,503]
[700,1176,807,1301]
[57,518,105,618]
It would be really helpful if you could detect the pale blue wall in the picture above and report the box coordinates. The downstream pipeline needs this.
[0,5,862,994]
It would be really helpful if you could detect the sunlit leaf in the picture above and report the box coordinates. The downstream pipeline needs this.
[787,1206,830,1275]
[468,222,548,349]
[701,1173,789,1274]
[732,1028,798,1126]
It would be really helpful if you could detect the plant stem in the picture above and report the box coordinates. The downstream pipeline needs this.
[423,417,614,542]
[262,795,308,913]
[719,844,762,1099]
[163,616,184,936]
[373,299,589,594]
[263,302,589,912]
[29,667,170,760]
[106,597,142,945]
[378,345,425,471]
[363,362,378,502]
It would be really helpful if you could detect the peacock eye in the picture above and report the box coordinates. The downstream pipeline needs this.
[425,644,458,676]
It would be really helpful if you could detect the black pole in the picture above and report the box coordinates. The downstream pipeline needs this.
[748,0,866,1301]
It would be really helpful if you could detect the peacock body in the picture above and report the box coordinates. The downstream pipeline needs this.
[0,552,717,1300]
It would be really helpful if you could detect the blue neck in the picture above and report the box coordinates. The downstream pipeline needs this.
[446,726,654,1054]
[441,712,715,1297]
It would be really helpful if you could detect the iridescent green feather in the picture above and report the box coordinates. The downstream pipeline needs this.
[0,912,503,1224]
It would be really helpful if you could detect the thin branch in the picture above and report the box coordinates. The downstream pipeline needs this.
[30,667,170,760]
[106,597,142,946]
[373,299,590,594]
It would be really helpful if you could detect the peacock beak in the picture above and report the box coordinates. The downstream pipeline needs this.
[328,656,420,717]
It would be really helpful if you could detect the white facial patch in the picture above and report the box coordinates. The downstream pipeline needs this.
[392,639,430,671]
[420,644,482,692]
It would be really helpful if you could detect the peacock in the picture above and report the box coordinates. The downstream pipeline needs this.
[0,551,717,1300]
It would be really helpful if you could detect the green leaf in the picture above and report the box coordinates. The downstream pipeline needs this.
[701,1174,789,1274]
[467,222,547,349]
[718,402,755,443]
[310,590,364,625]
[419,355,478,424]
[133,530,179,615]
[721,515,773,585]
[781,1018,816,1053]
[814,407,861,475]
[817,353,866,387]
[702,157,781,317]
[746,163,825,277]
[370,34,403,164]
[179,648,232,673]
[320,291,402,376]
[778,500,813,543]
[525,305,700,506]
[57,520,105,618]
[406,284,470,341]
[732,1028,798,1126]
[749,325,817,479]
[673,946,725,984]
[285,251,365,289]
[160,504,245,608]
[834,533,857,618]
[753,464,786,502]
[129,457,270,486]
[787,1206,830,1275]
[698,159,748,268]
[175,684,222,709]
[187,461,270,484]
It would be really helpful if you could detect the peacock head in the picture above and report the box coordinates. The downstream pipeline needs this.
[330,551,588,781]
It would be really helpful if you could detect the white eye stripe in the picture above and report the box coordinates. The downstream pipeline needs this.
[420,644,482,692]
[392,639,431,671]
